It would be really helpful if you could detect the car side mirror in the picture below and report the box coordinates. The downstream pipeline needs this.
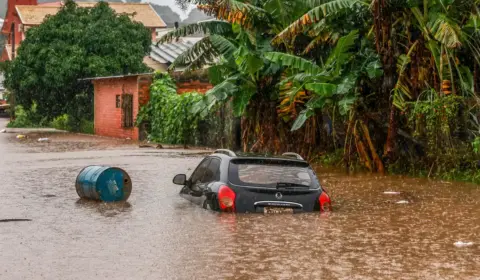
[173,174,187,185]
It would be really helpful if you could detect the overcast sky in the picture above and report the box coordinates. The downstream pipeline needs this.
[149,0,194,20]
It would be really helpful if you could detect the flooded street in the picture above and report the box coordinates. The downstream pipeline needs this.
[0,118,479,280]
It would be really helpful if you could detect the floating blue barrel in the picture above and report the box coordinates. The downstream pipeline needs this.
[75,166,132,202]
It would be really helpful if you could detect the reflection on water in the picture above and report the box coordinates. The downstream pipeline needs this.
[0,129,479,280]
[75,199,132,217]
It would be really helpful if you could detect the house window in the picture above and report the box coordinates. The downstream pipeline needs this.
[116,95,121,108]
[121,93,134,128]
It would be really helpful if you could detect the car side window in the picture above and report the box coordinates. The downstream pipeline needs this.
[200,158,221,184]
[190,158,211,185]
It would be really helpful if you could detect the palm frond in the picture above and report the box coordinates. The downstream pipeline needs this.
[326,30,359,66]
[428,13,462,49]
[392,42,418,109]
[157,21,232,44]
[197,0,268,29]
[192,74,241,117]
[305,83,337,96]
[263,0,289,30]
[264,52,322,74]
[170,35,237,71]
[291,109,314,131]
[273,0,360,44]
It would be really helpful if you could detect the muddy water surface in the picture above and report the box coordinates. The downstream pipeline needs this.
[0,119,479,279]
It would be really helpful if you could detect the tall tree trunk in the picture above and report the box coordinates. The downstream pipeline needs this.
[384,107,397,162]
[373,0,397,164]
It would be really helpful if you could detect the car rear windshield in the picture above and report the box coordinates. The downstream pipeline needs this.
[228,159,317,188]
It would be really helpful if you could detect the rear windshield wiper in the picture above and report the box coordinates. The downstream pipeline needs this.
[276,182,310,189]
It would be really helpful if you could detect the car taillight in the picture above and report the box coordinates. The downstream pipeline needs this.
[218,185,236,212]
[319,192,332,212]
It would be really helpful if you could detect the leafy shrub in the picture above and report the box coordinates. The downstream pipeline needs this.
[7,105,32,128]
[136,73,208,145]
[80,120,94,134]
[51,114,71,131]
[7,103,48,128]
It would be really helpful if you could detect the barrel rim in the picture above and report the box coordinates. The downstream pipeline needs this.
[75,165,92,198]
[108,167,133,201]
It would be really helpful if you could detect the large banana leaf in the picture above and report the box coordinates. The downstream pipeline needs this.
[325,30,359,73]
[427,13,462,49]
[170,35,237,71]
[273,0,361,43]
[197,0,269,28]
[157,21,233,44]
[233,88,256,116]
[291,109,314,131]
[305,83,337,96]
[264,52,322,73]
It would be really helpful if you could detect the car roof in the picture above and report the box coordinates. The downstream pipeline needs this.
[209,149,308,163]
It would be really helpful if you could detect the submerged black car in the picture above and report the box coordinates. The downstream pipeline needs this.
[173,149,332,213]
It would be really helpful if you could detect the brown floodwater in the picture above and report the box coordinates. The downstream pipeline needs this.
[0,119,479,279]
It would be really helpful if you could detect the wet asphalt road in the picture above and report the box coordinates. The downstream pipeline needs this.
[0,118,479,280]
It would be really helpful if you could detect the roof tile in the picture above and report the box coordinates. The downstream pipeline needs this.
[16,3,166,28]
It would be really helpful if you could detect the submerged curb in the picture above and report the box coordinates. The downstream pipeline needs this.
[3,128,67,134]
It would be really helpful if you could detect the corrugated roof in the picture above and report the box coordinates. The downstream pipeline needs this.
[16,3,166,28]
[81,73,153,81]
[149,37,202,65]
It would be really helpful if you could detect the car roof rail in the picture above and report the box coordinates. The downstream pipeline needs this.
[282,152,304,161]
[214,149,237,157]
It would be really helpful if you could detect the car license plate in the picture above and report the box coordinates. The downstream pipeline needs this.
[264,207,293,214]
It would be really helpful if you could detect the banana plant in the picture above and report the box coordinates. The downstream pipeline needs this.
[265,30,383,130]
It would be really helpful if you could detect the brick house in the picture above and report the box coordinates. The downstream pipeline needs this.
[85,73,153,141]
[86,72,213,141]
[86,36,213,141]
[0,0,166,61]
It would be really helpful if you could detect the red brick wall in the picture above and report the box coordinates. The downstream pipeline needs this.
[93,77,140,140]
[138,76,152,106]
[151,28,157,41]
[176,80,213,94]
[1,48,10,61]
[1,0,37,46]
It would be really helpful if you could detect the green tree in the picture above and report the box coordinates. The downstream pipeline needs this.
[2,0,151,123]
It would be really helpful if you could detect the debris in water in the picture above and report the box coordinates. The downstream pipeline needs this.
[384,191,401,195]
[16,134,26,139]
[454,241,474,248]
[0,219,32,222]
[396,200,410,204]
[38,138,49,142]
[76,165,132,202]
[0,129,6,133]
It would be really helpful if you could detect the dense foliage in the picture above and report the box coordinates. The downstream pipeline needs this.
[160,0,480,181]
[137,73,235,147]
[136,73,204,144]
[2,0,151,125]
